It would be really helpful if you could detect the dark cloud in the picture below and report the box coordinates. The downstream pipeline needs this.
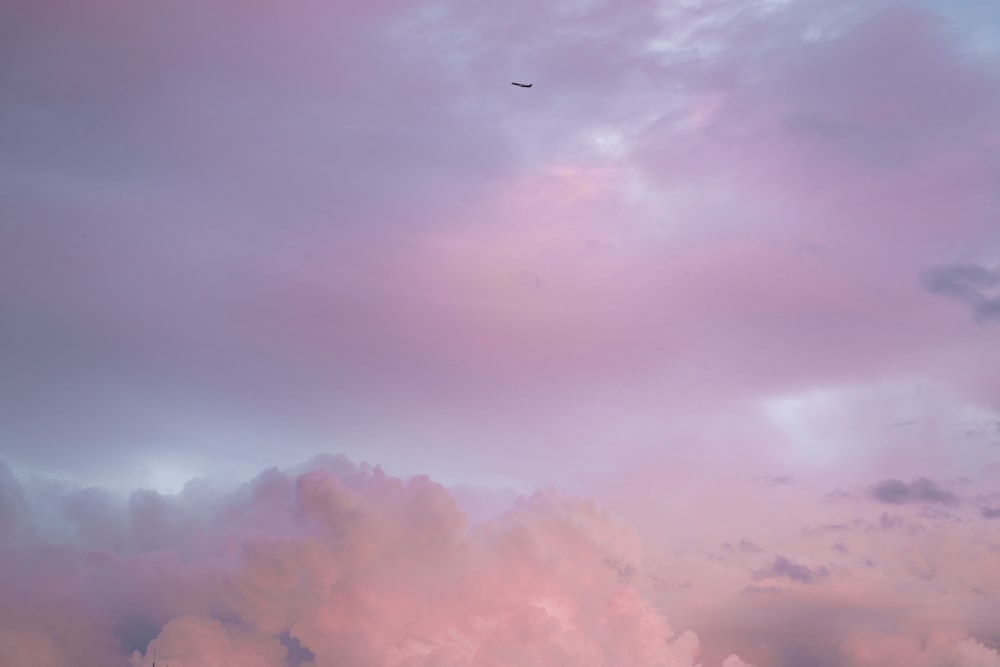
[753,556,829,585]
[921,262,1000,323]
[982,507,1000,519]
[870,477,957,505]
[279,632,316,667]
[872,479,911,503]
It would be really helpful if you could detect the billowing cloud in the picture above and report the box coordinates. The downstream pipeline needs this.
[0,458,748,667]
[5,455,1000,667]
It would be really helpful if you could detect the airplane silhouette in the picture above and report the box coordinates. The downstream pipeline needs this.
[511,82,532,88]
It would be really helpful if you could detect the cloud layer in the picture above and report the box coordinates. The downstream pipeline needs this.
[0,458,745,667]
[4,457,1000,667]
[2,0,1000,665]
[2,0,999,491]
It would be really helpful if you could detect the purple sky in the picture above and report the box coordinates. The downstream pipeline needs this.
[2,1,1000,665]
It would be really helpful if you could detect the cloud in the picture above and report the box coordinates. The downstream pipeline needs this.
[721,654,757,667]
[0,458,753,667]
[922,263,1000,324]
[2,1,1000,664]
[871,477,958,505]
[982,507,1000,519]
[6,452,1000,667]
[2,0,999,497]
[752,555,829,585]
[131,616,290,667]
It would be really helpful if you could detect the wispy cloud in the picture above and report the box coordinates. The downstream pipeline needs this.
[753,555,829,585]
[922,263,1000,324]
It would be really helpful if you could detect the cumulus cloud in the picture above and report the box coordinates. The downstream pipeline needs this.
[131,616,290,667]
[0,458,752,667]
[870,477,957,505]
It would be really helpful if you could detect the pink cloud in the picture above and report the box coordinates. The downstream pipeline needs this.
[5,455,1000,667]
[132,616,289,667]
[2,0,1000,664]
[2,0,998,493]
[1,460,755,666]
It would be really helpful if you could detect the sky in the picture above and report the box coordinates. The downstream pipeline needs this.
[1,0,1000,665]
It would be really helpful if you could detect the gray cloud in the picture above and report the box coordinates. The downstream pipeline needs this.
[871,477,957,505]
[921,262,1000,323]
[982,507,1000,519]
[753,556,829,585]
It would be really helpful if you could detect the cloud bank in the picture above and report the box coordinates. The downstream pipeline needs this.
[0,458,748,667]
[5,457,1000,667]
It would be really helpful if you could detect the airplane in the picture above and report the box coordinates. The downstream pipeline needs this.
[511,82,533,88]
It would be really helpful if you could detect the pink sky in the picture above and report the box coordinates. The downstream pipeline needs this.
[2,0,1000,665]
